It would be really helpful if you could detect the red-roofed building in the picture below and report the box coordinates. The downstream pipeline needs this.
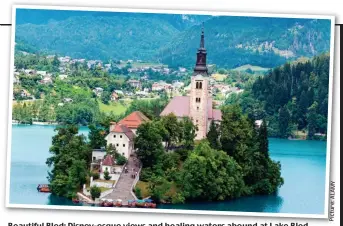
[160,26,222,140]
[118,111,150,134]
[105,111,149,159]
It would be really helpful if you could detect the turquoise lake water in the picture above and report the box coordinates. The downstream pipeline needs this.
[9,125,328,214]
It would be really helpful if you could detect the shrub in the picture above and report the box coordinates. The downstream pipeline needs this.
[135,187,142,199]
[91,172,100,180]
[104,169,112,180]
[90,185,101,200]
[116,155,127,165]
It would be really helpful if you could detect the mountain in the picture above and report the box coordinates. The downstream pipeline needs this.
[15,10,331,68]
[158,16,331,68]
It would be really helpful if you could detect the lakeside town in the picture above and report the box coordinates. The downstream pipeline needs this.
[13,52,247,122]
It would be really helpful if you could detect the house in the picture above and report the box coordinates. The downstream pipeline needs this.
[24,69,36,76]
[172,81,185,89]
[58,74,68,80]
[101,155,115,174]
[20,89,31,98]
[36,71,47,76]
[40,76,53,85]
[160,26,222,140]
[255,120,263,128]
[105,111,150,159]
[63,98,73,103]
[118,111,150,134]
[127,79,141,89]
[152,81,172,92]
[114,90,124,96]
[93,87,104,97]
[135,91,149,97]
[92,148,107,163]
[106,123,135,160]
[111,91,119,101]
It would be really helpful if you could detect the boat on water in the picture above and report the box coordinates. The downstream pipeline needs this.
[37,184,51,193]
[128,199,156,208]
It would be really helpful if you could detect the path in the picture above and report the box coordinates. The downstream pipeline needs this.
[103,155,140,204]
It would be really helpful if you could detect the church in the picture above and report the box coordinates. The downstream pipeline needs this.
[160,26,222,140]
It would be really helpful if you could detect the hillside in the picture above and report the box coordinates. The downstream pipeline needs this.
[159,17,331,68]
[227,53,330,139]
[15,10,331,69]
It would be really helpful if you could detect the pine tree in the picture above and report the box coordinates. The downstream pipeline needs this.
[258,119,269,159]
[278,106,291,138]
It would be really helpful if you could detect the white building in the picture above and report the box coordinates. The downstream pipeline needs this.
[105,111,150,159]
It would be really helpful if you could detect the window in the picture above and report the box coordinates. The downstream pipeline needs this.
[93,157,96,161]
[196,81,203,89]
[197,107,199,110]
[196,97,201,103]
[120,135,122,138]
[116,143,119,147]
[113,135,116,138]
[122,153,125,156]
[123,144,126,147]
[196,120,198,123]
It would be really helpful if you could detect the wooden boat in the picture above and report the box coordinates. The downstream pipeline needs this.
[37,184,51,193]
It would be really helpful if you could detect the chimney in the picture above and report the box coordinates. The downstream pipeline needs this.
[110,122,116,132]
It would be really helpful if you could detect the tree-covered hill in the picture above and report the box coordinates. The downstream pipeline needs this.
[15,10,331,69]
[159,17,331,68]
[227,53,330,140]
[15,15,181,61]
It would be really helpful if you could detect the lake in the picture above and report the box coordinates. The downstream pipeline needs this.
[9,125,328,214]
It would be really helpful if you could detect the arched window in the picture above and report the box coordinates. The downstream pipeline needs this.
[196,82,199,89]
[199,82,202,89]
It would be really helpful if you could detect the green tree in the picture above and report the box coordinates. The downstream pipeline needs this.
[161,113,182,149]
[220,105,252,158]
[207,120,220,150]
[103,169,111,180]
[148,176,171,202]
[278,106,291,138]
[90,185,101,200]
[135,122,164,168]
[307,102,319,139]
[46,125,91,198]
[88,124,106,149]
[180,141,244,201]
[180,117,196,150]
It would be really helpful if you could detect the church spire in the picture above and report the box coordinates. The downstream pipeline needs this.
[200,22,205,49]
[193,23,208,75]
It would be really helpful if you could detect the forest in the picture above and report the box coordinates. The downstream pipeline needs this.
[227,54,330,140]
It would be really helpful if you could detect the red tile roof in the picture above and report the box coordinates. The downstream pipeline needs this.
[102,155,114,166]
[111,124,135,141]
[160,96,190,117]
[118,111,150,129]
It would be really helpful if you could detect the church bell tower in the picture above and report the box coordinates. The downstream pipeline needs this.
[190,23,209,140]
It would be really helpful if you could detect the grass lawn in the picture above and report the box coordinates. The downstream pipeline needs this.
[94,179,116,184]
[233,64,269,73]
[12,99,43,106]
[98,101,128,115]
[211,73,227,81]
[135,181,150,198]
[100,187,112,192]
[135,180,178,199]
